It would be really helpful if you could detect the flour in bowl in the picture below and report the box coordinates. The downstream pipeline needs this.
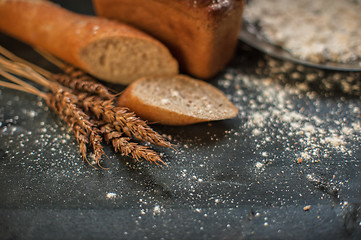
[243,0,361,64]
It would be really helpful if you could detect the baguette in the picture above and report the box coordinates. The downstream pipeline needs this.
[0,0,178,84]
[93,0,245,79]
[117,75,239,125]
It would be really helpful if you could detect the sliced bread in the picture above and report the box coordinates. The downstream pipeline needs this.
[0,0,178,84]
[117,75,239,125]
[93,0,245,79]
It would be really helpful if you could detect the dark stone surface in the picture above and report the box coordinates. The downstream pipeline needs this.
[0,1,360,239]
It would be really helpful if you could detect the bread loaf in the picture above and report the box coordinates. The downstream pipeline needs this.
[0,0,178,84]
[117,75,239,125]
[93,0,245,79]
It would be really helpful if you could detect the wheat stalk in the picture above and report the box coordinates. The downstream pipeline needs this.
[0,47,172,166]
[0,47,115,99]
[52,73,115,99]
[76,93,173,148]
[35,49,115,99]
[0,46,51,77]
[48,87,106,167]
[99,123,165,165]
[0,68,100,166]
[0,68,107,166]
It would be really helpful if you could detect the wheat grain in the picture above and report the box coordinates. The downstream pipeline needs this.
[46,87,105,166]
[52,73,115,99]
[100,123,165,165]
[75,94,173,148]
[36,49,115,99]
[0,47,172,166]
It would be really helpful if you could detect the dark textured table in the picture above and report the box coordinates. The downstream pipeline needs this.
[1,1,361,239]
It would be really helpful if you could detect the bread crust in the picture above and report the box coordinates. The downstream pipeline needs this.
[93,0,245,79]
[117,75,239,125]
[0,0,178,84]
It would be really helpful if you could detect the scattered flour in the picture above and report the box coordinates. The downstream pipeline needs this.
[106,192,117,199]
[153,205,162,215]
[243,0,361,64]
[218,56,361,164]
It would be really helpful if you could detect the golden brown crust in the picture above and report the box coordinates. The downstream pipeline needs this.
[0,0,178,83]
[93,0,245,79]
[117,75,239,126]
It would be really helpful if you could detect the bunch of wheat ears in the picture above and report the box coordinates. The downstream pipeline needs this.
[0,46,173,167]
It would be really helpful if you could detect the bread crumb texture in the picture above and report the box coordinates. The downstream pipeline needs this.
[133,75,238,121]
[93,0,245,79]
[80,37,178,84]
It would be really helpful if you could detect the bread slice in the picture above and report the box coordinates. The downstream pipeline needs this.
[93,0,245,79]
[117,75,239,125]
[0,0,178,84]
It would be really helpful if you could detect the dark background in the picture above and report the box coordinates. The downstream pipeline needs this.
[0,1,360,239]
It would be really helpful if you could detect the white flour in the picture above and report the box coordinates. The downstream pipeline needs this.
[218,56,361,165]
[243,0,361,63]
